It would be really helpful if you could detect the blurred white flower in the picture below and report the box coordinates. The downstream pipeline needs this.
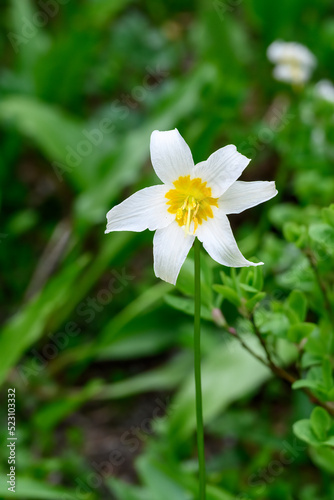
[105,129,277,285]
[314,79,334,103]
[267,40,316,85]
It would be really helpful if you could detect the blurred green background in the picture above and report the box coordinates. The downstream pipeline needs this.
[1,0,334,499]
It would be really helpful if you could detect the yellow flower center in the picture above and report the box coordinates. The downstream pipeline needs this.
[165,175,218,235]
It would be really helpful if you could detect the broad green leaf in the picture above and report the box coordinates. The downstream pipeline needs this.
[322,358,333,391]
[287,323,316,343]
[310,407,331,441]
[136,456,192,500]
[98,327,177,360]
[245,292,266,311]
[0,476,92,499]
[255,311,290,337]
[33,380,103,430]
[83,0,133,27]
[292,379,327,394]
[309,223,334,249]
[293,419,322,447]
[96,282,172,350]
[283,222,307,247]
[322,204,334,227]
[323,436,334,447]
[96,353,191,399]
[0,96,96,188]
[239,283,259,294]
[164,294,213,321]
[136,453,235,500]
[108,477,152,500]
[213,285,241,307]
[287,290,307,322]
[310,445,334,474]
[0,257,88,386]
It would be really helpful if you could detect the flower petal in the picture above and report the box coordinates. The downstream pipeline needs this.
[273,63,311,84]
[150,129,194,184]
[267,40,316,68]
[315,79,334,103]
[196,210,263,268]
[193,145,250,197]
[267,40,287,63]
[153,222,194,285]
[219,181,278,214]
[105,185,173,233]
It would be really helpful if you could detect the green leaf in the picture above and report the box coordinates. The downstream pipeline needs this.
[322,204,334,228]
[255,311,290,337]
[309,223,334,249]
[292,379,326,394]
[108,478,152,500]
[96,282,172,350]
[33,380,103,431]
[136,456,192,500]
[83,0,133,27]
[310,445,334,474]
[323,436,334,447]
[0,96,98,188]
[305,327,331,357]
[269,203,304,230]
[287,290,307,322]
[287,323,316,343]
[0,257,88,386]
[245,292,266,311]
[283,221,307,247]
[239,283,259,294]
[212,285,241,307]
[322,358,333,391]
[135,453,235,500]
[99,327,177,360]
[310,407,332,441]
[247,265,264,292]
[0,476,92,499]
[164,294,212,321]
[293,419,322,447]
[96,353,191,399]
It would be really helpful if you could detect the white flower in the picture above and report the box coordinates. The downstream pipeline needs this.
[267,40,316,85]
[105,129,278,285]
[314,79,334,103]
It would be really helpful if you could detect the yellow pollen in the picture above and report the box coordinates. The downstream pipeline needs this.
[165,175,218,235]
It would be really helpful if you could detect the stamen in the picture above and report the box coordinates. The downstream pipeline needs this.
[165,176,218,233]
[185,206,192,235]
[176,208,183,220]
[181,196,189,211]
[193,217,198,234]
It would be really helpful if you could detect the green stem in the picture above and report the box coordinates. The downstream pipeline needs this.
[194,238,206,499]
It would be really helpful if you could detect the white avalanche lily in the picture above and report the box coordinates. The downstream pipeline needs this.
[105,129,278,285]
[267,40,316,85]
[314,79,334,103]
